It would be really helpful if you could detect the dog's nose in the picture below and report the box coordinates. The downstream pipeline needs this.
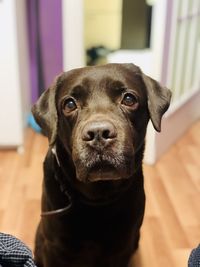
[82,121,117,145]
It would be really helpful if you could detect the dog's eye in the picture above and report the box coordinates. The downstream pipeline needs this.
[121,93,138,108]
[62,98,77,114]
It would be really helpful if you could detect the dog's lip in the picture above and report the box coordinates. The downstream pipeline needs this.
[88,160,116,170]
[84,152,124,168]
[75,151,135,182]
[85,160,116,178]
[82,160,130,183]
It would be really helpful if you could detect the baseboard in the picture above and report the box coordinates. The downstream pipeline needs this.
[144,88,200,164]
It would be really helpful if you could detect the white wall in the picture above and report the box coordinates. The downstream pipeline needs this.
[0,0,30,148]
[62,0,85,71]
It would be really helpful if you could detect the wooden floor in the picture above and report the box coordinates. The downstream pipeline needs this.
[0,121,200,267]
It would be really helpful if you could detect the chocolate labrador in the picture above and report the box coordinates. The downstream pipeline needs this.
[32,63,171,267]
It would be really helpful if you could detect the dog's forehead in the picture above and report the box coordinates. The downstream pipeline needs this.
[59,64,144,98]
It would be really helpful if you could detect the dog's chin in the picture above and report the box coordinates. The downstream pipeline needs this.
[84,167,125,182]
[75,160,134,183]
[74,162,134,203]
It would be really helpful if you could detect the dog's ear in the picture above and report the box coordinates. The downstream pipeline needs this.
[32,74,64,146]
[142,73,171,132]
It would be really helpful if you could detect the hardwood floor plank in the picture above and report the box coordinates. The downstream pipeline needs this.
[144,169,191,248]
[172,249,191,267]
[17,199,40,250]
[156,151,200,227]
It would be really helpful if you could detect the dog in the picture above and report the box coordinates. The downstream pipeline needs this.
[32,63,171,267]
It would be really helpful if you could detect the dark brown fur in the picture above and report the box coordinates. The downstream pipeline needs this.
[32,63,171,267]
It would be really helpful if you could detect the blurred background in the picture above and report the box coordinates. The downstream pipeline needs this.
[0,1,200,266]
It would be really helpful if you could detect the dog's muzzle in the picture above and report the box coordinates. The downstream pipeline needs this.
[72,118,135,182]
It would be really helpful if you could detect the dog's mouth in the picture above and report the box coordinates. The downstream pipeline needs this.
[87,161,121,182]
[72,152,136,202]
[75,152,134,183]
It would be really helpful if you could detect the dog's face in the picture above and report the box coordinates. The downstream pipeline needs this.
[32,64,171,184]
[57,65,148,183]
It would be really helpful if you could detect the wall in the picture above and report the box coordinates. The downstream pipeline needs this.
[62,0,85,70]
[0,0,29,148]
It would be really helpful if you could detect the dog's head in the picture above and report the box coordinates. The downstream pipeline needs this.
[32,64,171,183]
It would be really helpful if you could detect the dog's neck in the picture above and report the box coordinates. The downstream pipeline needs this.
[41,139,145,218]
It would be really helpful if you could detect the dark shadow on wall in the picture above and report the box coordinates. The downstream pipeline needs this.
[121,0,152,49]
